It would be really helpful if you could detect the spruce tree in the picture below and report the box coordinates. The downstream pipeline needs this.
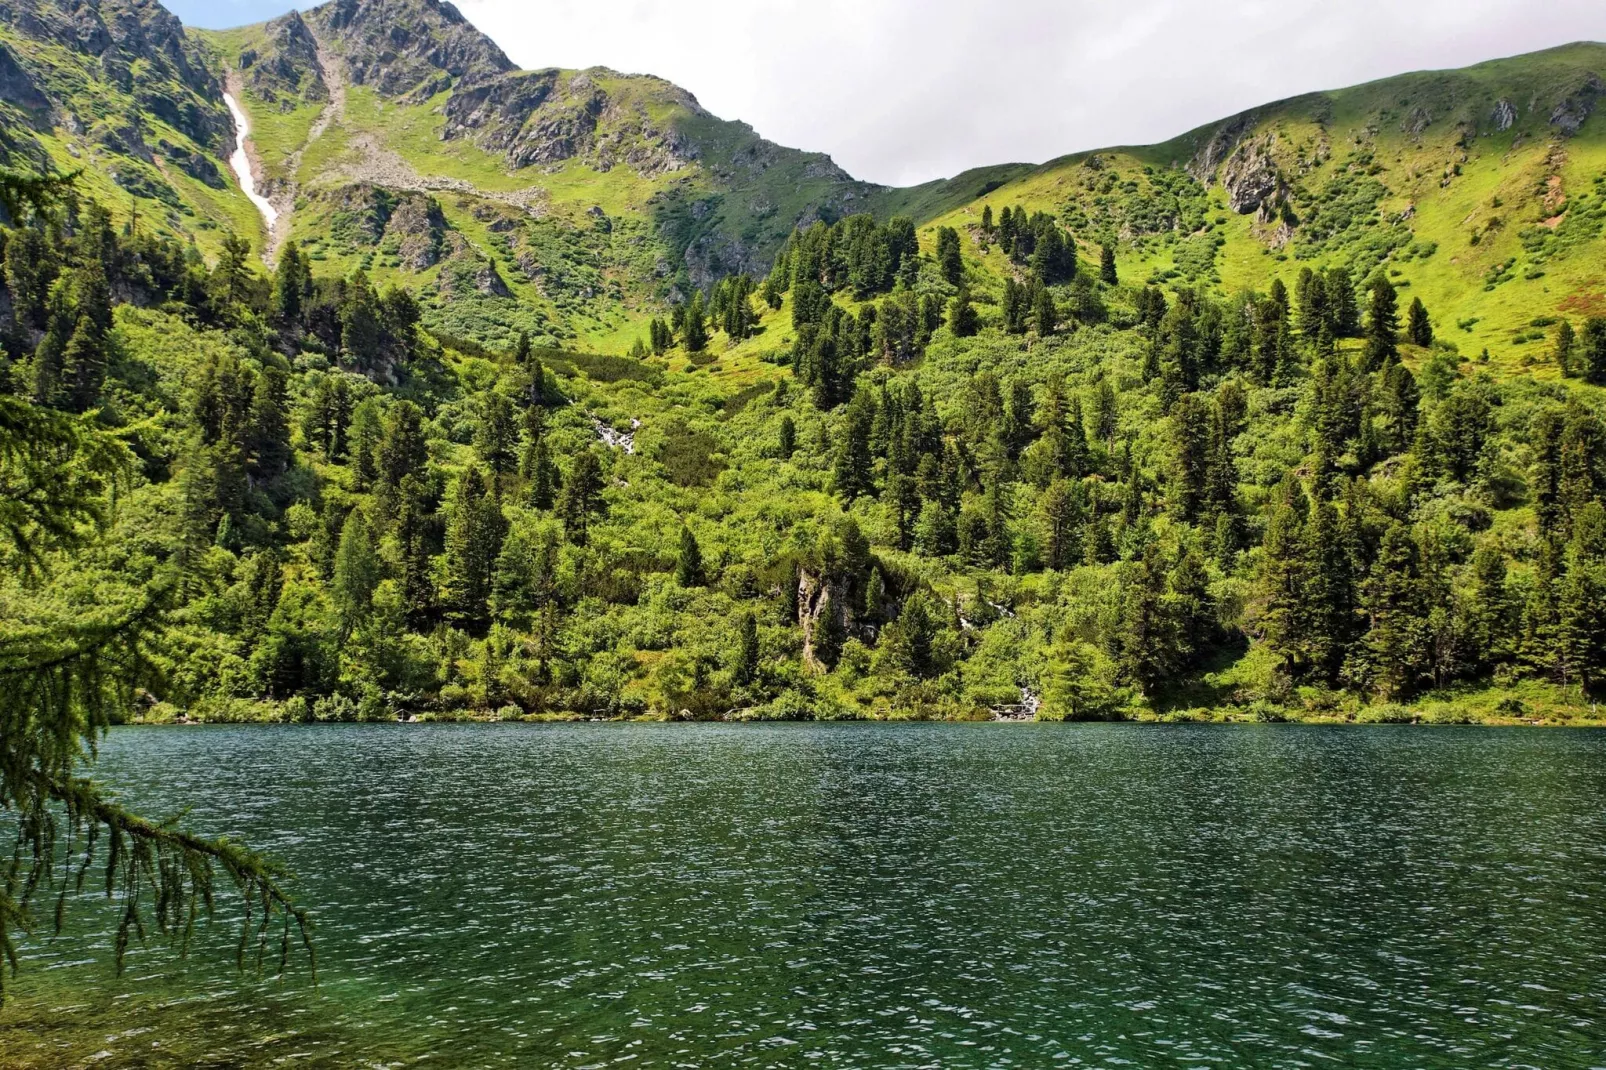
[558,451,605,546]
[733,611,760,685]
[1406,297,1433,348]
[1583,317,1606,384]
[948,286,980,337]
[1363,274,1399,372]
[936,226,964,286]
[1100,243,1118,286]
[676,524,706,587]
[1356,524,1432,698]
[331,509,379,639]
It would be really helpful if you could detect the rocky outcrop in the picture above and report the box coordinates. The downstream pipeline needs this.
[1550,73,1603,136]
[0,0,229,151]
[384,193,446,269]
[304,0,514,101]
[1188,109,1260,183]
[798,569,848,673]
[158,138,224,186]
[1401,106,1433,138]
[1221,137,1287,215]
[442,68,698,175]
[0,41,47,112]
[437,233,510,297]
[237,11,328,106]
[1492,98,1518,132]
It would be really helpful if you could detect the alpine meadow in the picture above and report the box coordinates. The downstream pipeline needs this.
[5,0,1606,1056]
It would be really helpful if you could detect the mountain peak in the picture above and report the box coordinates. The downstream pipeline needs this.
[304,0,514,100]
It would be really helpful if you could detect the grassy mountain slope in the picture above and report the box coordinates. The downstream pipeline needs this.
[920,43,1606,366]
[0,0,264,256]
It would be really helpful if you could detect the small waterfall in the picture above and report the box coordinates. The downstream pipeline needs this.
[222,92,278,233]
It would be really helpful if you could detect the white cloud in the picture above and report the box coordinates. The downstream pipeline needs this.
[452,0,1606,185]
[200,0,1606,186]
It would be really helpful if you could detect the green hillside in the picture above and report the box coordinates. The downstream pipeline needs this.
[4,0,1606,736]
[921,42,1606,365]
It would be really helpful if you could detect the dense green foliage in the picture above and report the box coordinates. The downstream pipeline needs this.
[5,164,1606,727]
[0,174,310,1004]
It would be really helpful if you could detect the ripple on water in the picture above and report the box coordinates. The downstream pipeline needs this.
[3,723,1606,1067]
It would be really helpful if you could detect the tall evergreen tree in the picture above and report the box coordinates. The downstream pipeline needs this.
[1355,524,1432,698]
[676,524,707,587]
[1406,297,1433,348]
[1100,243,1118,286]
[936,226,964,286]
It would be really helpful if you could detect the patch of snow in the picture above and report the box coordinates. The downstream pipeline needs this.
[223,92,278,233]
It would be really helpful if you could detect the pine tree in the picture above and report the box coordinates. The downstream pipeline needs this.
[1406,297,1433,348]
[947,286,980,337]
[936,226,964,286]
[833,399,875,501]
[1363,275,1400,372]
[474,391,519,481]
[981,205,994,235]
[1468,545,1517,672]
[1355,524,1432,698]
[732,610,759,685]
[1554,320,1577,377]
[1037,478,1081,570]
[1100,243,1118,286]
[213,232,254,314]
[676,524,706,587]
[558,450,605,546]
[777,415,796,460]
[683,291,709,353]
[1031,277,1057,337]
[1258,486,1308,676]
[273,241,305,328]
[1303,500,1357,683]
[1583,317,1606,385]
[331,509,379,639]
[1325,267,1360,338]
[442,468,504,633]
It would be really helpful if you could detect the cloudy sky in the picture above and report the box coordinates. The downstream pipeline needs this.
[173,0,1606,187]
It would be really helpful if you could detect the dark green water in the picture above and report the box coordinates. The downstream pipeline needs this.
[4,724,1606,1068]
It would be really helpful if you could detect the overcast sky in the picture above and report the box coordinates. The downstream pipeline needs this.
[175,0,1606,187]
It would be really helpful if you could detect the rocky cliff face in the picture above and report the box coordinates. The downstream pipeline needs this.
[237,11,327,108]
[0,0,227,151]
[304,0,512,101]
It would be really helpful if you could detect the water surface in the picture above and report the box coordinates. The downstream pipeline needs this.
[5,724,1605,1067]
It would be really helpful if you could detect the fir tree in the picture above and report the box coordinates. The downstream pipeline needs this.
[1363,274,1399,372]
[948,286,980,337]
[1406,297,1433,348]
[1100,243,1118,286]
[558,451,605,546]
[1554,320,1577,377]
[732,610,760,685]
[936,226,964,286]
[331,509,379,639]
[1355,524,1432,698]
[676,524,706,587]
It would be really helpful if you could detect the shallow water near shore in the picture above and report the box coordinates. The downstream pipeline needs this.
[5,723,1606,1067]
